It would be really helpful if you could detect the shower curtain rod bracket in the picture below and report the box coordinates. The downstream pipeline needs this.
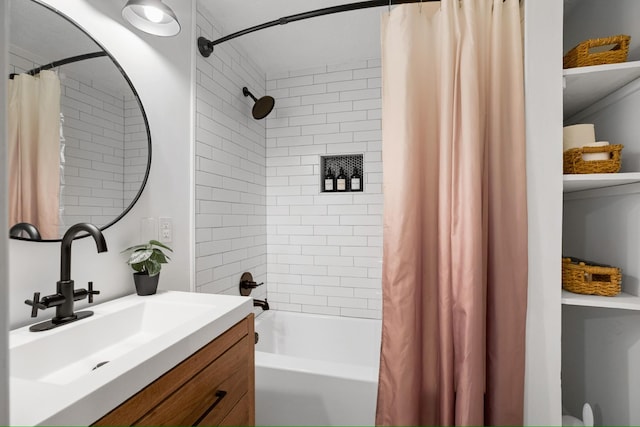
[198,36,214,58]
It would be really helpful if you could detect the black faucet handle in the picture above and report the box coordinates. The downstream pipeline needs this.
[25,292,46,318]
[241,280,264,289]
[87,281,100,304]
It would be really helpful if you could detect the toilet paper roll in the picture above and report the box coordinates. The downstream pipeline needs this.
[561,403,594,427]
[582,403,594,427]
[582,141,610,161]
[564,124,596,151]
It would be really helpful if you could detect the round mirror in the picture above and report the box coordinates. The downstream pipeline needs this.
[8,0,151,241]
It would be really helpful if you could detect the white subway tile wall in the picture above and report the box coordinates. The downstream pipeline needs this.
[9,50,143,236]
[59,74,125,232]
[265,61,383,319]
[195,5,267,299]
[123,96,147,205]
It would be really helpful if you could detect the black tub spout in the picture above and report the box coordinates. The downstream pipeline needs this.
[253,298,270,311]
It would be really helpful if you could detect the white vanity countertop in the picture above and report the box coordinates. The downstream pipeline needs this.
[9,291,253,426]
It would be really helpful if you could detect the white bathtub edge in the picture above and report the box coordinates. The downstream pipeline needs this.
[255,350,378,383]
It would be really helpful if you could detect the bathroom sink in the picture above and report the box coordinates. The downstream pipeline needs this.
[12,298,211,384]
[10,291,253,426]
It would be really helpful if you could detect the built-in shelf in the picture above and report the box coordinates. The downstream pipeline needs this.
[562,290,640,311]
[563,60,640,119]
[563,173,640,193]
[320,154,363,193]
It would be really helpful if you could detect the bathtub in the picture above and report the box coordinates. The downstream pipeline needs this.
[254,310,382,426]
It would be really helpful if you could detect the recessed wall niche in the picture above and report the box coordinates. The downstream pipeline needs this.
[321,154,364,193]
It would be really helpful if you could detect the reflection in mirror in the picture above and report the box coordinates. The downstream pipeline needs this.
[9,222,42,240]
[8,0,151,241]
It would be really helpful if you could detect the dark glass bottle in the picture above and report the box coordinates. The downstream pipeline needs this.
[336,167,347,191]
[350,167,362,191]
[324,167,336,192]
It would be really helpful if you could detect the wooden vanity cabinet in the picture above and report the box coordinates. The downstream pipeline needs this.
[93,314,255,426]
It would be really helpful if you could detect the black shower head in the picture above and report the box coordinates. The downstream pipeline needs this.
[243,86,275,120]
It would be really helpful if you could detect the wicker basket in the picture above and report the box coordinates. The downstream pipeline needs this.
[562,257,621,297]
[563,35,631,69]
[563,144,623,174]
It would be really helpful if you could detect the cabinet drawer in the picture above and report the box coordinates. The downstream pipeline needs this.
[137,336,248,426]
[194,369,248,426]
[215,394,251,426]
[93,315,255,426]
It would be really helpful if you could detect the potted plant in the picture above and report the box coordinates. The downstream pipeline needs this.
[121,239,172,296]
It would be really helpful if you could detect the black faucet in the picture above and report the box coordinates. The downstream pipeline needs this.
[9,222,42,240]
[253,298,270,311]
[25,223,107,332]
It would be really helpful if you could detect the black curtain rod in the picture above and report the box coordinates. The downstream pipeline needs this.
[9,51,107,79]
[197,0,514,57]
[198,0,430,57]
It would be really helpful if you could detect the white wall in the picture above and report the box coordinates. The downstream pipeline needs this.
[265,61,383,318]
[523,0,563,425]
[8,0,195,328]
[1,1,9,422]
[194,3,267,301]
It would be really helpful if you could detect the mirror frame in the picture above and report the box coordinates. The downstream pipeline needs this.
[10,0,152,242]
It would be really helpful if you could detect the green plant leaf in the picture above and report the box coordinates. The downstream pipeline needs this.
[150,249,169,264]
[120,243,150,254]
[149,239,173,252]
[128,249,153,265]
[146,259,161,276]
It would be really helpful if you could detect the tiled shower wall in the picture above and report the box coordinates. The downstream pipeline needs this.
[265,61,383,319]
[194,4,267,298]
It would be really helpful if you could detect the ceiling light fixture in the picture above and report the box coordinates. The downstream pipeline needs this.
[122,0,180,37]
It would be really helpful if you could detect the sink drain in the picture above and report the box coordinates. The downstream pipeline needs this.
[92,361,109,371]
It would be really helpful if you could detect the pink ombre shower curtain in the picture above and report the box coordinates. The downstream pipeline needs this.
[376,0,527,425]
[8,70,61,239]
